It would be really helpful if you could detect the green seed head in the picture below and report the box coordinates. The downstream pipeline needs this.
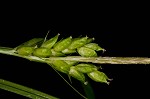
[41,34,59,49]
[33,47,52,58]
[17,46,34,56]
[75,63,98,73]
[77,47,97,57]
[14,34,112,85]
[53,36,72,52]
[69,66,86,83]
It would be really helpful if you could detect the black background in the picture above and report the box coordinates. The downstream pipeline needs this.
[0,2,150,99]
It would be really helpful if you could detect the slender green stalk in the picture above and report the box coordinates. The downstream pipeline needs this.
[81,78,95,99]
[1,46,150,64]
[0,79,59,99]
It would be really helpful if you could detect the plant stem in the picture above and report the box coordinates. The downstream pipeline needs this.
[45,56,150,64]
[0,79,59,99]
[81,78,95,99]
[1,46,150,64]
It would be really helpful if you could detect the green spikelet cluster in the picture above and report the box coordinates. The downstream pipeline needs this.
[16,34,111,84]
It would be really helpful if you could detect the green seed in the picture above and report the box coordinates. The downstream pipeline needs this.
[62,48,76,54]
[75,63,98,73]
[69,66,86,83]
[77,47,97,57]
[87,71,111,84]
[53,36,72,52]
[21,38,44,46]
[41,34,59,49]
[68,37,88,50]
[15,38,44,49]
[51,60,71,74]
[17,46,34,56]
[84,43,105,51]
[51,49,66,57]
[86,38,95,43]
[33,47,52,58]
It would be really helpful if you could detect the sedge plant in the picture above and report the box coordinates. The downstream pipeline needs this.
[1,33,150,99]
